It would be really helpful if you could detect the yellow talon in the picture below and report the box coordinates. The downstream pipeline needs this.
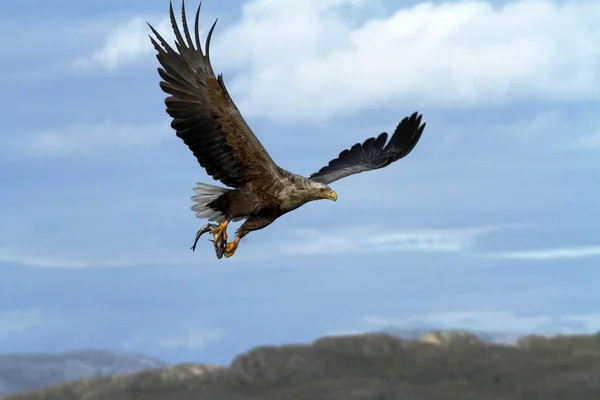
[210,220,229,243]
[224,237,241,258]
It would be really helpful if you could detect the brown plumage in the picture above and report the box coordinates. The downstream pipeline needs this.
[148,1,427,259]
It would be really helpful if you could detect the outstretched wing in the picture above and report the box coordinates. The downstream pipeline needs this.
[309,112,426,185]
[148,1,281,189]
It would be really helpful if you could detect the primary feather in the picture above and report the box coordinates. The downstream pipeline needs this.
[309,112,426,185]
[148,0,282,189]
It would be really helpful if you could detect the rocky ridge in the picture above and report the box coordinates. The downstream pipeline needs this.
[6,330,600,400]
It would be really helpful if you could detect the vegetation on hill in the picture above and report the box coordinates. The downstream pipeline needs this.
[6,331,600,400]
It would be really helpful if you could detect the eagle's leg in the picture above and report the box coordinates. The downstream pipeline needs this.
[224,237,241,258]
[191,223,217,252]
[221,216,274,259]
[210,219,231,259]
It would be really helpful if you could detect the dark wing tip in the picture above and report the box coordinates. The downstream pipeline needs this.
[309,111,426,184]
[384,111,426,160]
[180,0,196,51]
[148,0,222,82]
[205,18,219,62]
[194,1,202,50]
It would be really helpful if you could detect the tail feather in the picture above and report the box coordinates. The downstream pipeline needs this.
[190,183,230,222]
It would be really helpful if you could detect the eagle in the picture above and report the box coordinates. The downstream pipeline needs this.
[148,1,426,259]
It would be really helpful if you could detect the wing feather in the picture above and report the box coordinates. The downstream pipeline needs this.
[309,112,426,185]
[148,0,281,189]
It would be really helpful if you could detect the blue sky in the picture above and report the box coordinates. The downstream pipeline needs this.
[1,0,600,365]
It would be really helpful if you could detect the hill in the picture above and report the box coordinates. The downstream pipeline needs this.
[0,350,166,398]
[6,330,600,400]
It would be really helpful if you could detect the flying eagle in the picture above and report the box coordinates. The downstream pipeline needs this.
[148,1,426,259]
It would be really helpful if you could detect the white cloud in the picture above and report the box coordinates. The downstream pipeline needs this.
[572,131,600,150]
[4,119,171,158]
[561,314,600,331]
[0,309,43,344]
[0,16,128,82]
[362,312,550,332]
[488,245,600,260]
[488,109,564,144]
[0,225,489,268]
[158,328,224,350]
[1,13,177,82]
[16,0,600,120]
[361,310,600,333]
[121,328,224,351]
[73,17,172,71]
[483,109,600,153]
[121,333,147,350]
[322,328,366,337]
[0,222,534,268]
[62,0,600,121]
[277,224,521,257]
[0,247,206,269]
[209,0,600,120]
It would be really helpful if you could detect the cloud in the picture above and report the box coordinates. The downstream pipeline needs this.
[209,0,600,120]
[571,131,600,150]
[362,312,550,332]
[0,16,120,82]
[121,328,224,351]
[0,13,175,82]
[560,314,600,331]
[0,221,536,268]
[361,310,600,333]
[0,309,43,344]
[0,224,501,268]
[322,328,367,337]
[4,119,171,158]
[73,16,172,71]
[488,245,600,260]
[482,109,600,154]
[2,225,488,268]
[0,247,205,269]
[276,224,522,257]
[158,328,225,350]
[121,334,147,350]
[488,109,564,145]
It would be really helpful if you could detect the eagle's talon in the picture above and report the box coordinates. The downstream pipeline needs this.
[224,237,241,258]
[191,223,216,252]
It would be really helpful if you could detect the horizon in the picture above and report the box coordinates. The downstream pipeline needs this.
[0,325,567,365]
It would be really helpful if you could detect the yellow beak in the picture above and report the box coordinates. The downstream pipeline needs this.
[324,189,338,202]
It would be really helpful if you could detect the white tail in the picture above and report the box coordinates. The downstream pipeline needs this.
[190,183,230,221]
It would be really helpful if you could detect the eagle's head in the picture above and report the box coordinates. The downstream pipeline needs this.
[304,181,338,202]
[279,179,338,212]
[312,182,338,202]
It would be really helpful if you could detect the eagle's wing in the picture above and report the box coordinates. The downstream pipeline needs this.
[309,112,426,185]
[148,1,281,189]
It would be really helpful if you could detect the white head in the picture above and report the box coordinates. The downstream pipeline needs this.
[279,179,338,212]
[307,181,338,202]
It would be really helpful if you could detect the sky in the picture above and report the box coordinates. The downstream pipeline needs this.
[1,0,599,365]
